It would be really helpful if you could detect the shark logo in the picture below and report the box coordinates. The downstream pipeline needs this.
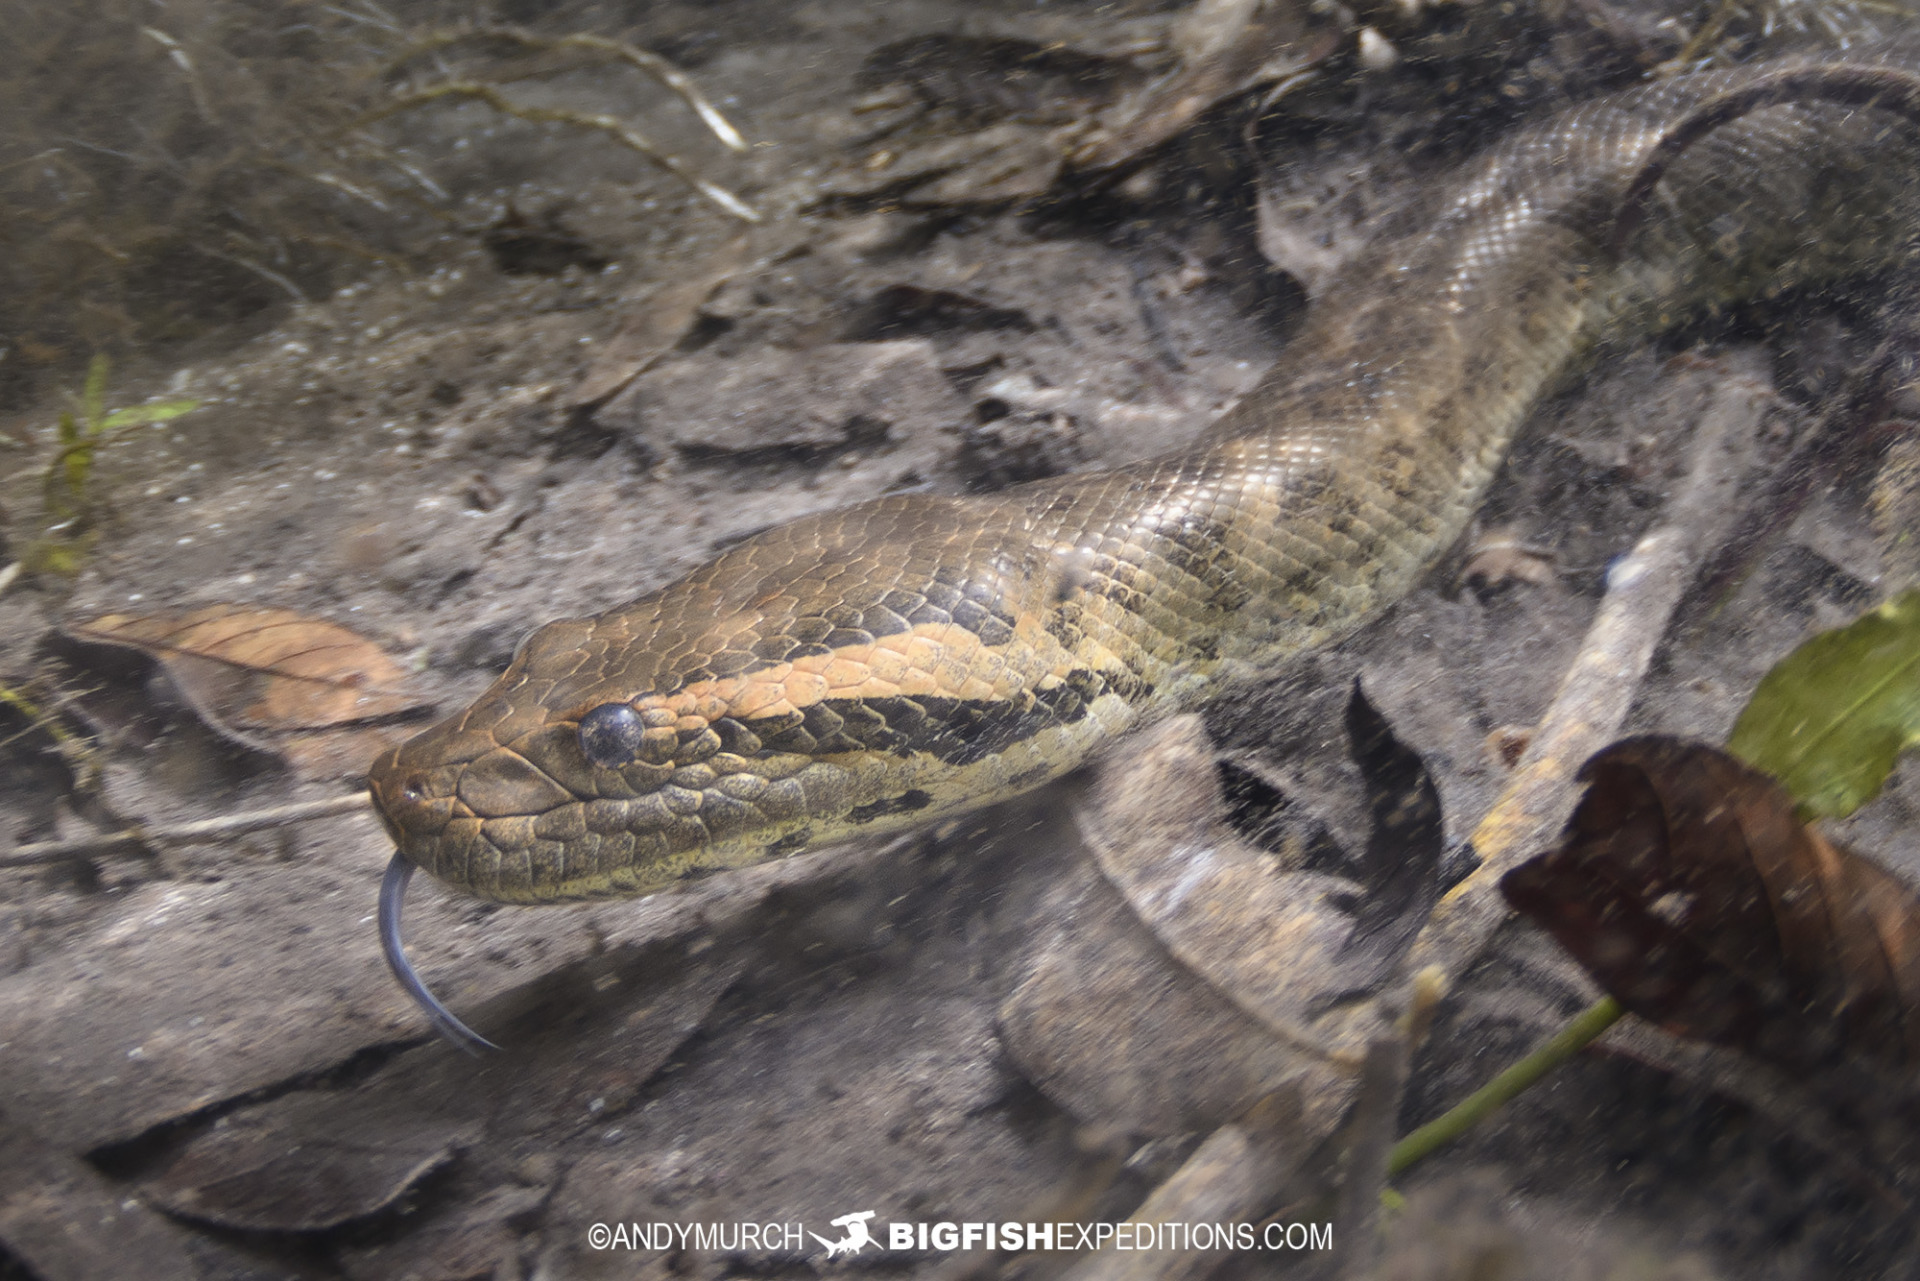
[811,1210,878,1258]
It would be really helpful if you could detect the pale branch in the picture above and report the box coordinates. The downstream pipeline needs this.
[358,81,758,222]
[1,792,374,868]
[1404,353,1775,988]
[392,27,749,153]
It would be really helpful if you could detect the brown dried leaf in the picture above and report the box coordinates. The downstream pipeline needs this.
[71,606,423,729]
[63,605,432,778]
[1080,715,1381,1065]
[1502,737,1920,1073]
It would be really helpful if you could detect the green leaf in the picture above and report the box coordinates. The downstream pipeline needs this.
[99,398,199,430]
[80,354,110,428]
[1728,588,1920,818]
[45,412,90,518]
[62,442,93,495]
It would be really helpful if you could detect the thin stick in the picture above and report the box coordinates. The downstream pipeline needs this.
[1334,1034,1411,1276]
[392,27,748,153]
[0,680,100,784]
[0,792,373,868]
[1653,0,1743,75]
[1387,997,1624,1177]
[1403,356,1772,987]
[358,81,758,222]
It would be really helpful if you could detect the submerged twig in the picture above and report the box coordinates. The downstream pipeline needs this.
[392,27,748,153]
[193,245,309,303]
[0,678,102,790]
[358,81,758,222]
[1388,998,1625,1176]
[1405,355,1774,986]
[140,27,217,126]
[1333,1034,1411,1276]
[0,792,372,868]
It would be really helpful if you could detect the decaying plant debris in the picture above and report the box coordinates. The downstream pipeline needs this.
[0,0,752,411]
[11,0,1920,1277]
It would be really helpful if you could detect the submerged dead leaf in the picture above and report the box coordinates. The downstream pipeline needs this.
[1002,688,1441,1139]
[61,605,433,778]
[1502,737,1920,1074]
[1338,683,1448,990]
[337,1184,545,1281]
[1081,714,1382,1071]
[144,934,740,1239]
[999,860,1334,1138]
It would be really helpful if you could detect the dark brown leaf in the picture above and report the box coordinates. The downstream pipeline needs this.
[1502,737,1920,1073]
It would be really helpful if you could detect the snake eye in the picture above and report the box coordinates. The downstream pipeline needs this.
[578,703,645,768]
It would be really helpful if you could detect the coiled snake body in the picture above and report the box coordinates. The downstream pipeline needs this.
[369,54,1920,1040]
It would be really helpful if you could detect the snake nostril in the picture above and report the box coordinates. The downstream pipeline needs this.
[578,702,646,768]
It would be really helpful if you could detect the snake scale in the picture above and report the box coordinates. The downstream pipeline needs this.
[369,51,1920,1045]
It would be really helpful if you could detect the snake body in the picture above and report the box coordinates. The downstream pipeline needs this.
[370,56,1920,912]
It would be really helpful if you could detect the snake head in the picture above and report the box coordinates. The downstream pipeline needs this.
[365,503,1113,903]
[365,625,878,903]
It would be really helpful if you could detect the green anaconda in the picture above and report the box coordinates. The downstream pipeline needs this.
[368,55,1920,1048]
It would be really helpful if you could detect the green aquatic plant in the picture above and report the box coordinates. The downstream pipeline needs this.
[0,2,750,404]
[23,355,198,576]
